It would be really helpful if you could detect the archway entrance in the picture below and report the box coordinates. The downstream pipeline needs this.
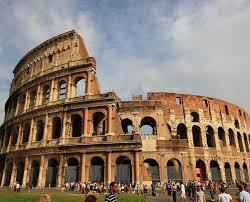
[90,157,104,183]
[4,162,13,186]
[167,159,183,181]
[224,162,232,182]
[116,156,132,185]
[67,158,79,182]
[29,160,40,187]
[210,160,221,182]
[235,162,241,182]
[196,160,206,181]
[144,159,160,183]
[243,163,249,182]
[16,161,24,185]
[46,158,58,187]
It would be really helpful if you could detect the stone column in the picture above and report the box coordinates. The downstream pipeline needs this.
[205,159,212,180]
[49,79,55,102]
[86,71,91,95]
[28,118,34,147]
[35,85,41,107]
[83,108,89,136]
[134,152,140,184]
[60,113,68,144]
[214,129,221,151]
[10,160,17,184]
[38,155,46,187]
[234,130,240,152]
[22,157,29,187]
[231,162,237,183]
[107,105,113,135]
[67,74,72,98]
[219,161,226,182]
[15,124,22,150]
[201,127,208,148]
[1,159,7,186]
[57,155,64,188]
[24,91,29,111]
[225,130,231,150]
[241,134,247,153]
[80,153,86,183]
[43,114,49,145]
[107,152,112,183]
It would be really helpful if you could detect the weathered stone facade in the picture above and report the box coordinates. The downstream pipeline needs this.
[0,30,249,187]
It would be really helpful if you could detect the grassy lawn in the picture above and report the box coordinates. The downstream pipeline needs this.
[0,191,146,202]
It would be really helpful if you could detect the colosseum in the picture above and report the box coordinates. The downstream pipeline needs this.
[0,30,249,188]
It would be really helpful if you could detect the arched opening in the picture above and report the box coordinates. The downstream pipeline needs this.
[190,112,199,122]
[237,132,244,152]
[218,127,226,147]
[167,124,171,135]
[18,94,26,113]
[16,161,24,185]
[75,77,85,97]
[196,160,207,181]
[52,117,62,139]
[210,160,221,182]
[243,163,249,182]
[58,81,67,100]
[29,90,37,109]
[121,118,134,134]
[143,159,160,183]
[228,129,235,146]
[177,123,187,139]
[4,162,13,186]
[36,120,44,141]
[224,162,232,182]
[206,126,216,147]
[192,125,202,147]
[71,114,82,137]
[93,112,106,136]
[234,120,240,129]
[243,133,249,152]
[46,158,58,187]
[235,162,241,181]
[90,157,104,183]
[4,128,11,147]
[42,85,50,104]
[29,160,40,187]
[67,158,79,182]
[11,127,19,146]
[22,123,30,144]
[167,159,183,181]
[116,156,132,185]
[0,160,5,184]
[140,117,157,135]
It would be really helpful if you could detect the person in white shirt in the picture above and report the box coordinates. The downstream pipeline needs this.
[180,182,186,201]
[217,187,232,202]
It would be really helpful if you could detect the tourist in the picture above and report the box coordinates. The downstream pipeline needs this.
[84,194,97,202]
[15,182,20,192]
[180,182,186,201]
[172,182,177,202]
[217,186,232,202]
[238,184,250,202]
[105,182,119,202]
[195,186,206,202]
[208,181,215,200]
[166,181,172,201]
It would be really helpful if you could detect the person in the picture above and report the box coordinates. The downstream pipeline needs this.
[105,182,119,202]
[238,184,250,202]
[217,186,232,202]
[15,182,20,192]
[172,182,177,202]
[195,186,206,202]
[180,182,186,201]
[84,194,97,202]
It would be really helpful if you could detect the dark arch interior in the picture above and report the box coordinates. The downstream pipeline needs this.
[140,116,157,135]
[52,117,62,139]
[93,112,105,136]
[36,120,44,141]
[71,114,82,137]
[192,126,202,147]
[177,123,187,139]
[190,112,199,122]
[121,118,134,134]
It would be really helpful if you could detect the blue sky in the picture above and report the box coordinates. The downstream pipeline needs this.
[0,0,250,123]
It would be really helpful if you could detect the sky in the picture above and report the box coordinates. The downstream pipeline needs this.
[0,0,250,123]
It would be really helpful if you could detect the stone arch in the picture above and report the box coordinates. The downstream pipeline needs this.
[4,161,13,186]
[177,123,187,139]
[11,126,19,146]
[243,133,249,152]
[116,156,132,185]
[140,116,157,135]
[190,112,199,122]
[74,76,85,97]
[218,127,226,147]
[167,158,183,181]
[92,112,106,136]
[210,160,221,182]
[228,129,235,146]
[192,125,202,147]
[16,161,25,185]
[196,160,207,181]
[206,126,216,147]
[36,120,44,141]
[58,80,67,100]
[67,158,79,182]
[45,158,58,187]
[52,117,62,139]
[29,160,40,187]
[234,119,240,129]
[22,122,30,144]
[42,84,50,104]
[243,163,249,182]
[18,94,26,113]
[71,114,82,137]
[224,162,232,182]
[29,89,37,109]
[90,156,104,183]
[237,132,244,152]
[235,162,241,181]
[121,118,134,134]
[143,158,160,183]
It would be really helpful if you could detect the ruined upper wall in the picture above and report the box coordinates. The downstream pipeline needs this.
[10,30,91,95]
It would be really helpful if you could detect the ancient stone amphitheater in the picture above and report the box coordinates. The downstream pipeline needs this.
[0,30,249,188]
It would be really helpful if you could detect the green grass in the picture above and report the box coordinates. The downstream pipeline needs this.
[0,191,146,202]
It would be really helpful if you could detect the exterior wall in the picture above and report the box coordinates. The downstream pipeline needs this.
[0,31,249,188]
